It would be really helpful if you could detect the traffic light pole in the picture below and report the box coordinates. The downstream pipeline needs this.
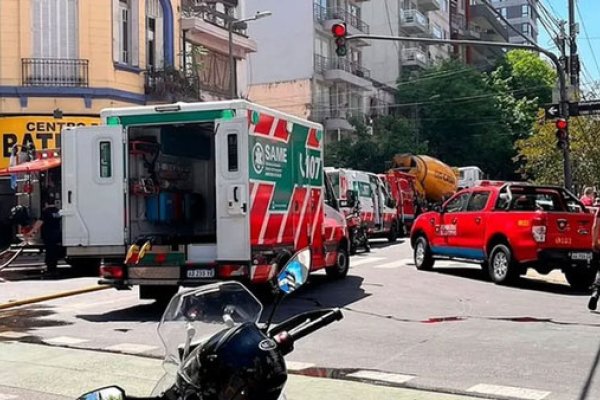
[345,34,573,190]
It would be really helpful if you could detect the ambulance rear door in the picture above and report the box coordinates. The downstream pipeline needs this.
[61,126,126,248]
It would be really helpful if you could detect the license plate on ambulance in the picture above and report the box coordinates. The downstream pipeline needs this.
[570,252,593,261]
[186,269,215,279]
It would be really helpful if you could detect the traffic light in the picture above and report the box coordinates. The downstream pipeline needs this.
[332,23,347,57]
[555,118,568,150]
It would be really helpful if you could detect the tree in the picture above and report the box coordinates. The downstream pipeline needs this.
[495,50,557,106]
[325,115,424,172]
[516,116,600,192]
[397,60,518,178]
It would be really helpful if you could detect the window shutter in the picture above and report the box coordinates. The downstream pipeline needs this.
[113,0,121,62]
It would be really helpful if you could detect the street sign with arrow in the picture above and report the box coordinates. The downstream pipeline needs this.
[544,104,560,119]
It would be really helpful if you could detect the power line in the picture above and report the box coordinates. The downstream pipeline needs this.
[576,2,600,82]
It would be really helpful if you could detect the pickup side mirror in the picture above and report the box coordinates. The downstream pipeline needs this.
[386,198,397,208]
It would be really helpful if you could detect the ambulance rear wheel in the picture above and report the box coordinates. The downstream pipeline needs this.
[326,245,349,279]
[387,222,398,243]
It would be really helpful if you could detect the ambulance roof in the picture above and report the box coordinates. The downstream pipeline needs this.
[100,100,323,130]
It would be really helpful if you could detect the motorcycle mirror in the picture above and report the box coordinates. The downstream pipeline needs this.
[77,386,125,400]
[277,248,311,295]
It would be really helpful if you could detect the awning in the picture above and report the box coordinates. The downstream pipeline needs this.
[0,157,61,176]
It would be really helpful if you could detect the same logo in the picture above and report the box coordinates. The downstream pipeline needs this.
[252,142,265,174]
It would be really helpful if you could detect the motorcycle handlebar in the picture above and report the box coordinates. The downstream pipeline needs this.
[287,308,343,342]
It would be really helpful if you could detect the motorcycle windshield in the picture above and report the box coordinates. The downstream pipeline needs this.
[153,282,263,394]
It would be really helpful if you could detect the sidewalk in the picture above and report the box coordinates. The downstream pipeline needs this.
[0,342,484,400]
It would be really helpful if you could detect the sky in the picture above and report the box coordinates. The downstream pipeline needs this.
[537,0,600,94]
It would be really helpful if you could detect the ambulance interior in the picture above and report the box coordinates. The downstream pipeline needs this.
[127,123,216,246]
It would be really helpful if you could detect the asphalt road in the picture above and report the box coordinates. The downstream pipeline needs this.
[1,239,600,400]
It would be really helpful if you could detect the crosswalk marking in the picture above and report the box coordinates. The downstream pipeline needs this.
[0,331,30,339]
[347,370,415,384]
[468,384,550,400]
[45,336,89,345]
[0,394,18,400]
[373,261,403,269]
[105,343,158,354]
[286,361,316,371]
[350,257,385,267]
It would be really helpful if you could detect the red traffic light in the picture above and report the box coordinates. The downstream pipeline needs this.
[332,23,346,37]
[555,118,568,130]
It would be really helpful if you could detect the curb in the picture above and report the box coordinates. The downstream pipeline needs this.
[0,285,111,310]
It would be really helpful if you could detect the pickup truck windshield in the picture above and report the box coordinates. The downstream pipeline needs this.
[495,186,584,213]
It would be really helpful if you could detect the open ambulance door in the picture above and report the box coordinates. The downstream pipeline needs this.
[61,126,126,248]
[215,117,250,261]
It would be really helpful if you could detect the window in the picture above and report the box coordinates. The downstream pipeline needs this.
[113,0,139,66]
[521,23,532,35]
[445,193,470,213]
[500,7,507,18]
[521,4,530,17]
[119,0,131,64]
[146,0,164,70]
[99,141,112,178]
[227,134,238,172]
[432,24,443,39]
[466,192,490,211]
[32,0,79,59]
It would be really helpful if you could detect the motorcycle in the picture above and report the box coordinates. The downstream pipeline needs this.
[77,248,343,400]
[346,201,370,255]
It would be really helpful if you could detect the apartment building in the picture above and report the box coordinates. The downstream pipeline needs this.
[492,0,539,44]
[246,0,374,143]
[450,0,509,69]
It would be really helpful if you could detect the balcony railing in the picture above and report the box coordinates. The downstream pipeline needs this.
[401,48,429,67]
[400,9,428,28]
[145,68,201,102]
[313,3,370,33]
[22,58,89,87]
[314,54,371,79]
[181,0,247,35]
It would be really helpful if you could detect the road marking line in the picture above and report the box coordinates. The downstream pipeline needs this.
[347,370,415,384]
[105,343,158,354]
[0,331,30,339]
[373,261,402,269]
[44,336,90,345]
[286,361,316,371]
[350,257,385,267]
[0,394,18,400]
[467,384,550,400]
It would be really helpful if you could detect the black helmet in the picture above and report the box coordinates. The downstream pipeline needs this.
[178,323,287,400]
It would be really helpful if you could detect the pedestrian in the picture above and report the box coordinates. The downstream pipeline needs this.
[27,195,63,277]
[589,206,600,310]
[580,187,595,207]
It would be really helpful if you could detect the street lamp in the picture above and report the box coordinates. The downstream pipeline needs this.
[229,10,272,99]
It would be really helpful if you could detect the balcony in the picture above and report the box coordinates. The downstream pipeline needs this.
[400,9,429,35]
[313,3,370,37]
[417,0,441,12]
[180,0,257,59]
[401,48,429,69]
[21,58,89,87]
[314,54,371,88]
[145,68,201,103]
[450,13,481,39]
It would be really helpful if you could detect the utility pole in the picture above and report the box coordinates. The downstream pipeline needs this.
[568,0,579,87]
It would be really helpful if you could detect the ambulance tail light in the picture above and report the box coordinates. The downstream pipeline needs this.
[101,264,124,280]
[218,264,248,278]
[532,217,547,243]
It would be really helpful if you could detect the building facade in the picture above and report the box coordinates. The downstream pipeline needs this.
[450,0,509,69]
[492,0,539,44]
[246,0,373,143]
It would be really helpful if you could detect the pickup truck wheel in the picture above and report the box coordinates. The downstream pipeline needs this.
[414,236,434,271]
[326,246,349,279]
[564,269,595,291]
[488,244,517,284]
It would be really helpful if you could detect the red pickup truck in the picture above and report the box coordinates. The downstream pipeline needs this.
[410,181,596,289]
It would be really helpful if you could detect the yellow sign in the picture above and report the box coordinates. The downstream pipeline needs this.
[0,115,100,169]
